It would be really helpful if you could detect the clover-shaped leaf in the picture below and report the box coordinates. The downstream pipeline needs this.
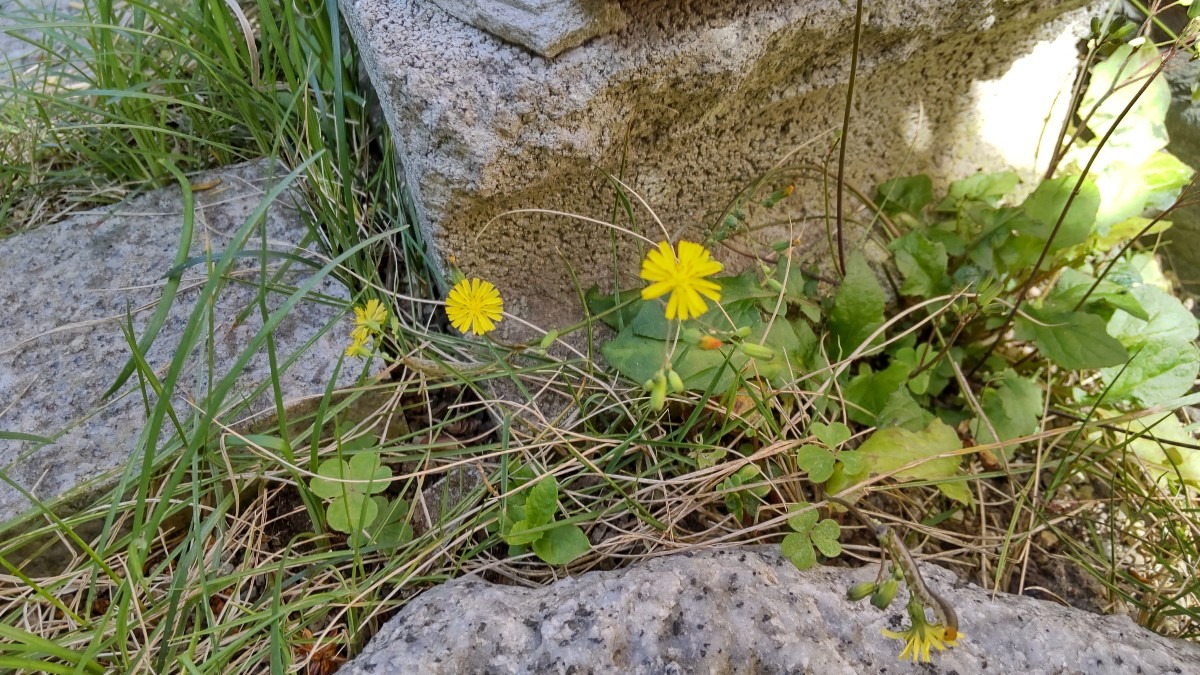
[811,421,851,448]
[309,453,392,535]
[782,502,843,570]
[326,491,376,534]
[782,532,817,570]
[796,444,836,483]
[351,497,413,549]
[810,519,842,557]
[310,453,392,500]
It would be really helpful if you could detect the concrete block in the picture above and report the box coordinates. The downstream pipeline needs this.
[343,0,1098,340]
[0,160,356,524]
[428,0,626,58]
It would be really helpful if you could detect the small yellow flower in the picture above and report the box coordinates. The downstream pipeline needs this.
[354,299,388,333]
[640,240,723,321]
[446,278,504,336]
[881,600,963,664]
[344,334,372,359]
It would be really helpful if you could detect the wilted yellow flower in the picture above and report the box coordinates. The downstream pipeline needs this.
[446,278,504,336]
[881,599,962,664]
[640,240,723,321]
[344,333,372,359]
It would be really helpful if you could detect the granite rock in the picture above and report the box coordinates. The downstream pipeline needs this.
[0,160,356,524]
[342,546,1200,674]
[428,0,626,58]
[343,0,1099,340]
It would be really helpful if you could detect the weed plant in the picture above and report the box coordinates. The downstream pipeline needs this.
[0,0,1198,672]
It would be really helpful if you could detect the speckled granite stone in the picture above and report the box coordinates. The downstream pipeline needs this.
[342,546,1200,674]
[0,160,356,524]
[342,0,1099,341]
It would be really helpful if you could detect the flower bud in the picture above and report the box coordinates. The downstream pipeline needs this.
[681,328,704,345]
[871,578,900,610]
[847,581,878,602]
[735,326,752,339]
[698,335,724,350]
[650,374,668,412]
[643,378,657,391]
[667,369,685,394]
[738,342,776,361]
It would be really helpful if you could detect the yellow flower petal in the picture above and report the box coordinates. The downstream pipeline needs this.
[637,240,723,321]
[445,277,504,336]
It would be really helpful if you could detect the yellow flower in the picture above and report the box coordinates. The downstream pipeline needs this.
[640,240,723,321]
[446,278,504,335]
[881,600,963,664]
[354,298,388,333]
[344,333,372,359]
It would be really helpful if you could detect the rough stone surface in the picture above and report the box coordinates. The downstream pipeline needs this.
[0,0,66,82]
[0,160,356,524]
[428,0,626,58]
[343,0,1097,340]
[342,546,1200,674]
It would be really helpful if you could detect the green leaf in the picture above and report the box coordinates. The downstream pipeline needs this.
[796,445,836,483]
[502,519,544,547]
[936,171,1019,211]
[970,370,1043,457]
[787,503,818,533]
[889,231,948,297]
[600,330,664,387]
[585,285,643,330]
[829,252,886,358]
[854,419,969,504]
[348,452,392,495]
[1014,306,1128,370]
[782,532,816,570]
[1020,175,1101,252]
[811,421,851,448]
[325,493,377,534]
[1094,151,1193,232]
[524,477,559,527]
[877,174,934,215]
[810,519,842,557]
[1047,268,1147,321]
[532,524,591,565]
[1101,340,1200,407]
[310,454,391,500]
[1106,285,1199,348]
[1082,44,1170,155]
[1121,413,1200,486]
[843,360,909,426]
[877,389,934,431]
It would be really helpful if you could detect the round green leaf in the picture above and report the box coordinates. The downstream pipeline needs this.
[532,524,591,565]
[782,532,816,570]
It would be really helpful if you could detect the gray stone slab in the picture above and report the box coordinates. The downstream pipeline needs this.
[342,546,1200,674]
[343,0,1099,341]
[0,159,356,523]
[428,0,625,58]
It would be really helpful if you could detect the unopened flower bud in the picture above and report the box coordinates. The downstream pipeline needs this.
[650,374,668,412]
[847,581,878,602]
[735,326,753,339]
[698,335,724,350]
[667,369,685,394]
[681,328,704,345]
[738,343,776,361]
[871,578,900,610]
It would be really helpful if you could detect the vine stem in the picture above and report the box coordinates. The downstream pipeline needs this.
[835,0,864,278]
